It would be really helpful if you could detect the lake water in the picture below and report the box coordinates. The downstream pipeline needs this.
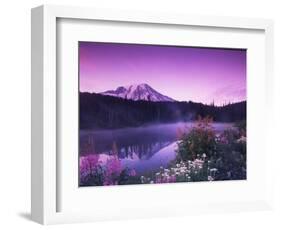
[80,122,233,175]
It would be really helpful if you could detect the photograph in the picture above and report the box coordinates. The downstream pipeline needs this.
[79,41,247,187]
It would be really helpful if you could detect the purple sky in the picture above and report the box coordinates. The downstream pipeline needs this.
[79,42,246,106]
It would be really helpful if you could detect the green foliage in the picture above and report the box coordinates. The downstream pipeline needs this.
[176,116,217,161]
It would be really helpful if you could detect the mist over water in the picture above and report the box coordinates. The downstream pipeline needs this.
[80,122,234,175]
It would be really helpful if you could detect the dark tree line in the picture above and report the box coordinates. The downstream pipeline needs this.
[80,92,246,130]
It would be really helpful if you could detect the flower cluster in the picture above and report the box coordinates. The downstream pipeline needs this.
[80,155,100,182]
[103,156,122,185]
[79,154,136,186]
[141,155,218,184]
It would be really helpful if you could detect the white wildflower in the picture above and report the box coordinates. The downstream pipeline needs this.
[237,136,246,143]
[210,168,218,172]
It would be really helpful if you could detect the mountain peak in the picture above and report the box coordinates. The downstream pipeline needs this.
[100,83,175,102]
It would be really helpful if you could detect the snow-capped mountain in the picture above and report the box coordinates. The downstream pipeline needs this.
[100,83,175,102]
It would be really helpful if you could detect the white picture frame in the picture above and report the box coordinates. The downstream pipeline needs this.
[31,5,274,225]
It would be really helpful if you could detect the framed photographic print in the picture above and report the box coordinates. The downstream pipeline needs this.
[31,5,274,224]
[78,42,247,186]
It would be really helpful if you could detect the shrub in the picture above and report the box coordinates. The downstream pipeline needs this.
[215,128,246,180]
[176,116,217,161]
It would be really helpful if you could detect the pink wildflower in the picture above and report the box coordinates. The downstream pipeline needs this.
[129,169,137,177]
[103,156,122,186]
[79,154,100,183]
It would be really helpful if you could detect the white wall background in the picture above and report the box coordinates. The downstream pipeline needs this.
[0,0,280,229]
